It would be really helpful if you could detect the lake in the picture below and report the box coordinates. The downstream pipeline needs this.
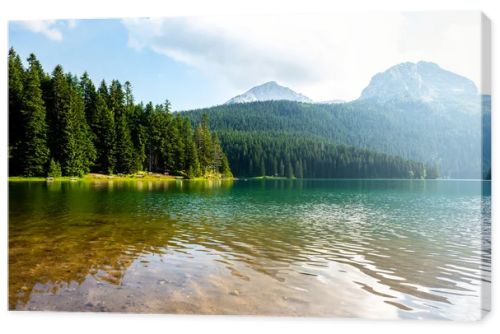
[8,179,491,320]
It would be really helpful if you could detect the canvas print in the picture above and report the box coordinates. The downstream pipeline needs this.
[8,12,491,320]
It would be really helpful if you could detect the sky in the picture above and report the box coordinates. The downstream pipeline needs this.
[8,12,484,111]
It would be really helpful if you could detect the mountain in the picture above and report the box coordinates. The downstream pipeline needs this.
[225,81,313,104]
[359,61,478,104]
[184,61,490,179]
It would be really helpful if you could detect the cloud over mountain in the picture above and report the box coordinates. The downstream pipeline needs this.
[122,12,482,102]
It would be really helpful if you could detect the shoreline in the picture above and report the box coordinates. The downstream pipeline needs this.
[8,175,488,182]
[8,173,235,183]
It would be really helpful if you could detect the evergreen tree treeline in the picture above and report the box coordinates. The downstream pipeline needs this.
[8,48,232,178]
[218,131,438,179]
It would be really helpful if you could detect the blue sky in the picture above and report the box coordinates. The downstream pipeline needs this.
[8,13,483,110]
[9,19,226,110]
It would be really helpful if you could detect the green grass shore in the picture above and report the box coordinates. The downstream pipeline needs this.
[8,172,234,182]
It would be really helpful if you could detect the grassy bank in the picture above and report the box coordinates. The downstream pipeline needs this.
[9,172,234,182]
[250,176,291,180]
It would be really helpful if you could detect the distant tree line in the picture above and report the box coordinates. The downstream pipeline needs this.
[218,131,438,179]
[8,48,231,178]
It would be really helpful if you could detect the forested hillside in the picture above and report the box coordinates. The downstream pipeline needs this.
[8,48,231,178]
[219,131,437,178]
[185,98,489,179]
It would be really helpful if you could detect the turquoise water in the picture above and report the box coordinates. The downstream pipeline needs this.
[9,179,491,319]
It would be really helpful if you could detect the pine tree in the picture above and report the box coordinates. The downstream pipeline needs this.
[145,103,169,172]
[64,75,96,176]
[183,118,201,178]
[195,113,214,174]
[260,158,266,176]
[109,80,134,174]
[279,160,285,177]
[8,48,25,175]
[294,160,303,178]
[124,81,134,108]
[80,72,97,126]
[170,115,186,174]
[98,80,110,105]
[46,65,69,167]
[47,158,62,177]
[212,133,224,173]
[272,159,278,176]
[94,92,116,173]
[48,66,95,176]
[20,55,50,176]
[128,104,147,171]
[124,83,147,171]
[221,155,233,178]
[286,159,294,178]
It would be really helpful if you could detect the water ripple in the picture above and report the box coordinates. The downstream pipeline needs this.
[9,179,490,319]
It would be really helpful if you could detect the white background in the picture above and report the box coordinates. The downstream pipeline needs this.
[0,0,498,333]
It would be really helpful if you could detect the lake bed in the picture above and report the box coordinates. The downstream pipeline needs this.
[9,179,491,320]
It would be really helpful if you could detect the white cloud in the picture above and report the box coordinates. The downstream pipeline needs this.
[17,20,63,42]
[398,12,482,92]
[122,12,483,102]
[67,19,78,29]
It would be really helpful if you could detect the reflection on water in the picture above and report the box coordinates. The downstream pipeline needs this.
[9,179,490,319]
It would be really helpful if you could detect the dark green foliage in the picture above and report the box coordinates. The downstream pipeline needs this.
[195,113,213,173]
[182,118,202,178]
[93,88,116,174]
[124,82,148,171]
[221,155,233,178]
[211,134,224,173]
[8,48,25,174]
[217,132,432,178]
[173,116,188,174]
[80,72,98,127]
[128,104,147,172]
[193,113,228,176]
[141,104,227,177]
[66,75,97,176]
[8,49,230,178]
[18,54,50,176]
[46,65,68,165]
[294,160,303,178]
[48,159,62,177]
[286,159,294,179]
[46,66,96,176]
[145,102,172,173]
[109,80,135,174]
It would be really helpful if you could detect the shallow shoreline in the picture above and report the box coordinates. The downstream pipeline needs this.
[8,173,235,182]
[8,175,487,182]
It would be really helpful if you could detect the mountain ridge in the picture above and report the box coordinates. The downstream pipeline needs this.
[225,81,313,104]
[223,61,480,107]
[358,61,478,103]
